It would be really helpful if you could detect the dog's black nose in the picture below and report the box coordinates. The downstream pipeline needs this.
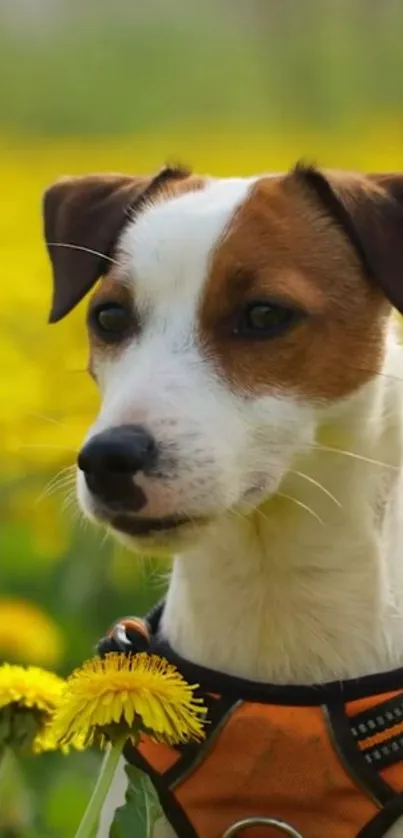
[78,425,157,475]
[78,425,157,510]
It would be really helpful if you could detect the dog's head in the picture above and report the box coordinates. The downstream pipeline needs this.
[43,164,403,550]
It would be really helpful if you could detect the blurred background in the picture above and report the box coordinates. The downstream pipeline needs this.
[1,0,403,833]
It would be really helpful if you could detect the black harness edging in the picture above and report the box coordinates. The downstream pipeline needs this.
[124,742,198,838]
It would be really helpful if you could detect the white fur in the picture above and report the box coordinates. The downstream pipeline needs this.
[83,179,403,837]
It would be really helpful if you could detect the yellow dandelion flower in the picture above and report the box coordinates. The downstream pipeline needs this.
[48,652,206,838]
[0,663,65,752]
[51,652,206,751]
[0,599,64,667]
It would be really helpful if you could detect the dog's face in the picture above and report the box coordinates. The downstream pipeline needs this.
[43,165,403,550]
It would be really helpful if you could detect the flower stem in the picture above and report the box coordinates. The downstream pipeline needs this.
[0,748,12,805]
[75,740,125,838]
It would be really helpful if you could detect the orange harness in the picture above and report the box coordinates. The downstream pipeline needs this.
[110,606,403,838]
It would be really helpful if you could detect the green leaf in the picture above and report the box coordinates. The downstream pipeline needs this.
[109,765,162,838]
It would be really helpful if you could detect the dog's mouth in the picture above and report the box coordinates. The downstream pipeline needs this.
[110,513,201,538]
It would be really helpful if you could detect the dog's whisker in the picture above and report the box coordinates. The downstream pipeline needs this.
[100,529,112,549]
[55,474,77,491]
[147,561,170,591]
[250,505,271,526]
[61,483,79,505]
[228,506,252,526]
[26,412,68,427]
[37,478,76,504]
[77,511,90,532]
[289,470,342,509]
[47,463,75,482]
[139,554,163,589]
[36,465,76,504]
[61,500,76,516]
[41,464,75,488]
[312,443,399,471]
[276,492,324,526]
[58,494,83,527]
[68,506,88,533]
[46,241,119,266]
[61,491,79,512]
[353,366,403,384]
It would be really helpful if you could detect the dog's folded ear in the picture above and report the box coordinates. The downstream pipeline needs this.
[291,164,403,314]
[43,174,149,323]
[43,166,191,323]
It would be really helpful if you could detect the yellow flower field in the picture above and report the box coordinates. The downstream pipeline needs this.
[2,126,403,477]
[1,125,403,834]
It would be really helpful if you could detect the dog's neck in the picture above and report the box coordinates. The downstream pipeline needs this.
[162,333,403,685]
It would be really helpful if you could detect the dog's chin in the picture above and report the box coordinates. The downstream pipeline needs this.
[81,500,212,555]
[112,515,211,555]
[112,527,197,556]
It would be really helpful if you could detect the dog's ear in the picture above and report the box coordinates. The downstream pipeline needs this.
[43,167,190,323]
[43,174,149,323]
[291,164,403,314]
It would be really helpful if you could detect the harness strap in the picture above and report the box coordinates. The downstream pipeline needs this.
[358,796,403,838]
[351,693,403,770]
[325,699,403,836]
[324,702,395,808]
[124,695,240,838]
[124,741,198,838]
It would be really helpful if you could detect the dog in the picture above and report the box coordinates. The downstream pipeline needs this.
[43,164,403,837]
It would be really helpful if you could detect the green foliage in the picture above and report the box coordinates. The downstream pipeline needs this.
[0,22,263,137]
[110,765,162,838]
[2,1,403,138]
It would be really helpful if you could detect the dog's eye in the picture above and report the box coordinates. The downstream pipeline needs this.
[90,302,133,342]
[234,302,302,339]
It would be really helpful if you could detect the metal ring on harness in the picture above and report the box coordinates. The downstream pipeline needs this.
[221,818,304,837]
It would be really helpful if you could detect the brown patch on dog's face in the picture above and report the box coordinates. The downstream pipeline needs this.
[199,173,391,401]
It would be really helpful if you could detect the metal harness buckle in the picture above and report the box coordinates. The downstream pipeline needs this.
[222,818,304,837]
